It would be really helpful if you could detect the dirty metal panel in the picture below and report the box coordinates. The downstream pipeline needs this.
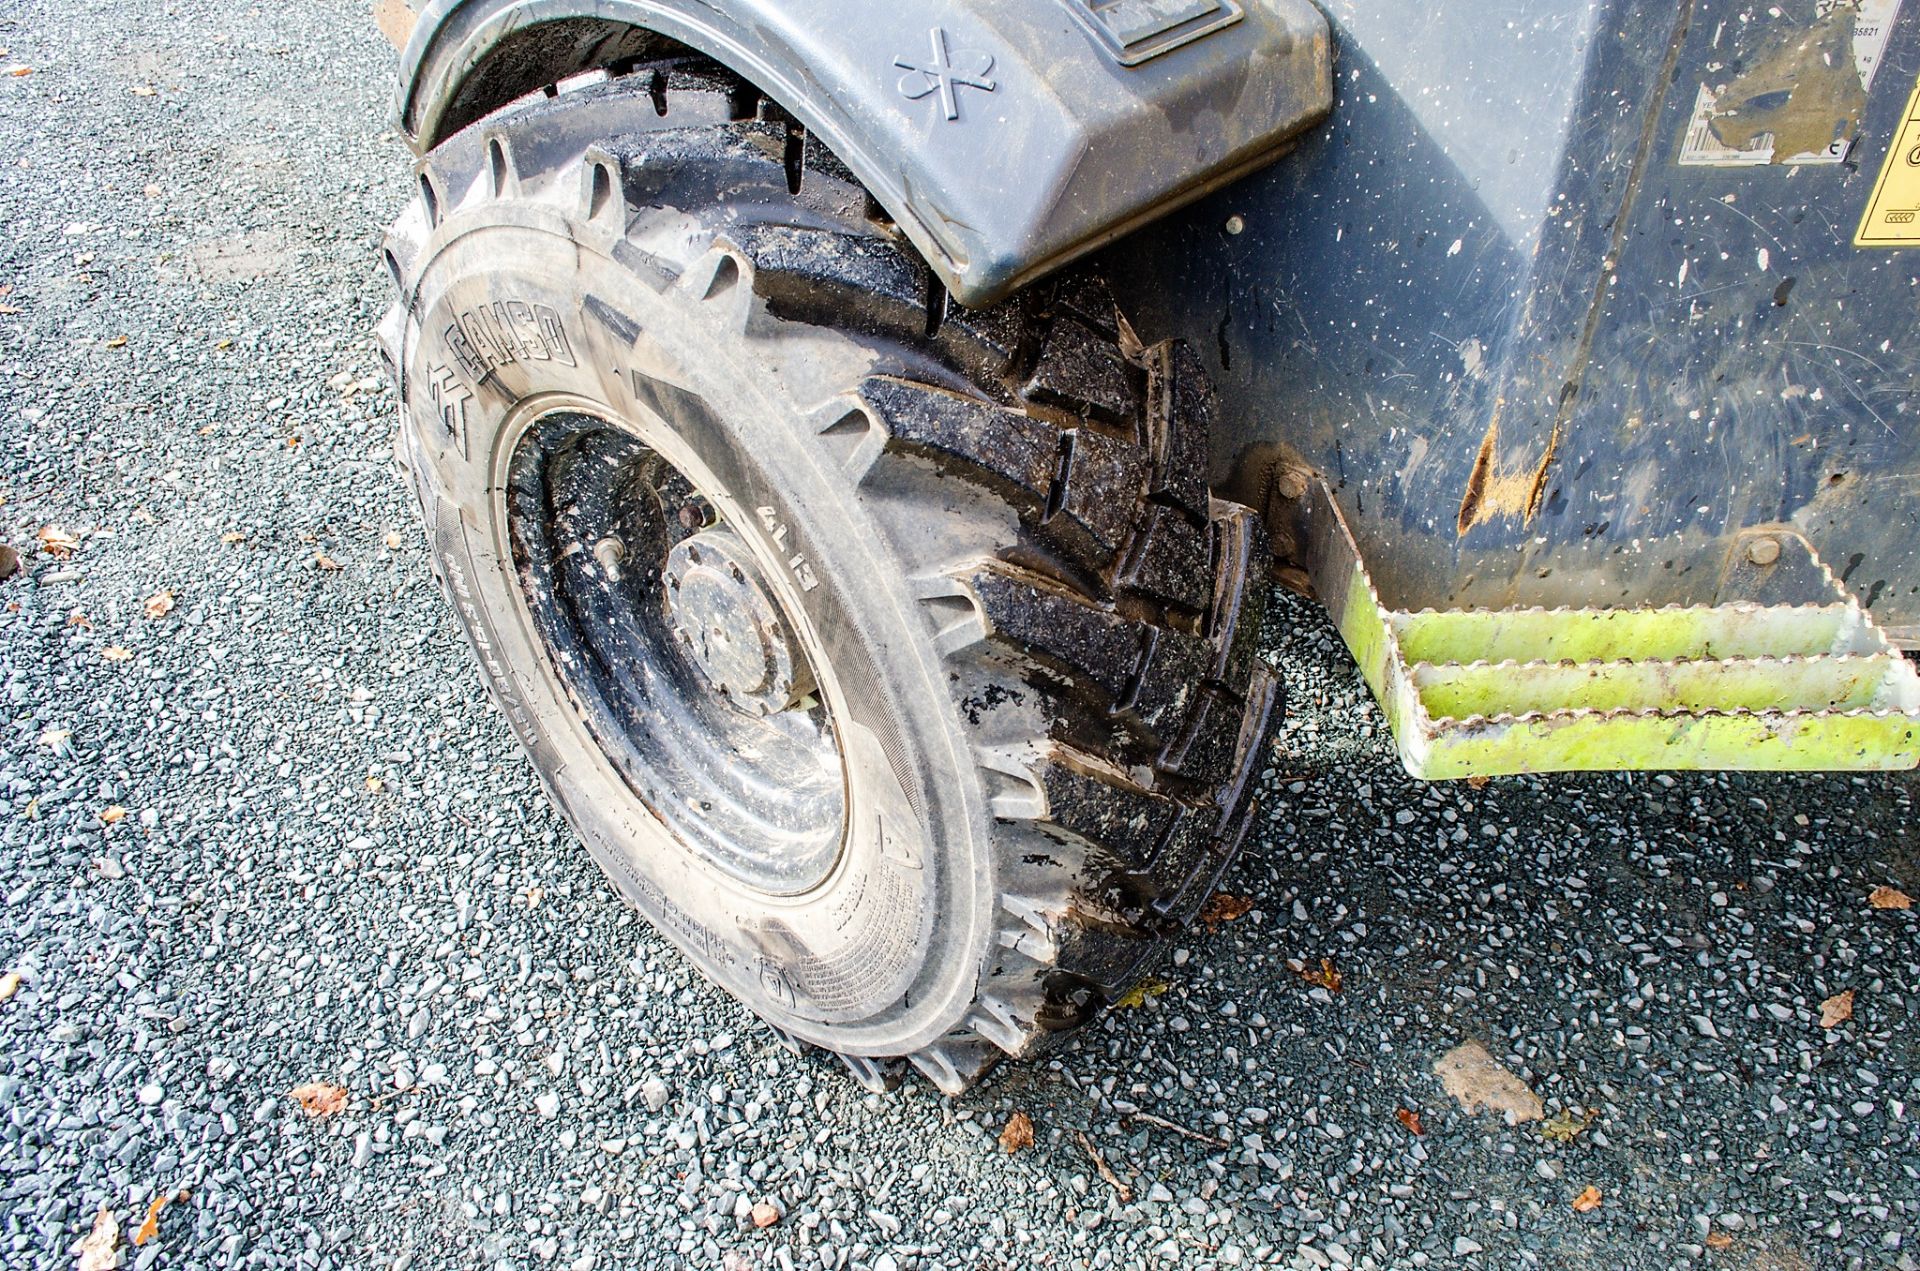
[1105,0,1920,639]
[1297,480,1920,778]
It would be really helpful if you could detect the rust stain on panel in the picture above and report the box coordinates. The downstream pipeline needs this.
[1455,416,1560,535]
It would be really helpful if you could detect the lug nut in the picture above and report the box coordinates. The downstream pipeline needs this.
[677,498,715,531]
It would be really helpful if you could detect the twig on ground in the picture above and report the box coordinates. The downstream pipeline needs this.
[1128,1111,1232,1150]
[1074,1131,1134,1203]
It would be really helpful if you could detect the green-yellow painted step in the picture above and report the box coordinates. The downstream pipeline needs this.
[1411,655,1896,721]
[1389,604,1870,666]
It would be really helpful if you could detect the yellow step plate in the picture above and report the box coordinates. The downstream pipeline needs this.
[1299,481,1920,779]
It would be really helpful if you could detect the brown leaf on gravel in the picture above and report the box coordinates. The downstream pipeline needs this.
[143,589,174,619]
[219,531,246,545]
[104,336,127,350]
[0,971,20,1003]
[1704,1231,1733,1250]
[1434,1040,1544,1125]
[98,806,126,825]
[1289,957,1343,994]
[1869,885,1913,910]
[133,1191,178,1246]
[1571,1185,1603,1213]
[314,554,341,572]
[76,1207,118,1271]
[998,1111,1034,1154]
[1196,892,1255,932]
[131,85,156,97]
[6,67,33,79]
[1394,1107,1425,1136]
[38,525,79,557]
[1819,989,1854,1029]
[101,647,132,662]
[288,1082,348,1117]
[67,611,92,629]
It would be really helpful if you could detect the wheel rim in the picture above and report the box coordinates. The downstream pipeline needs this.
[505,409,848,895]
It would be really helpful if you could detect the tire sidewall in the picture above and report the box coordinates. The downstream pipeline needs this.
[398,197,992,1056]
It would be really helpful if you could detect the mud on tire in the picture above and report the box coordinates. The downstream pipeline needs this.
[377,61,1282,1093]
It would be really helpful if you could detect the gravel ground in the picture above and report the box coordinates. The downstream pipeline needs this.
[1,3,1917,1269]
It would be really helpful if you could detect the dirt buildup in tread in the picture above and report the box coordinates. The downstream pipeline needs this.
[392,56,1282,1092]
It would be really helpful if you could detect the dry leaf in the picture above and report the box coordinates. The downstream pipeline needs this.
[98,805,126,825]
[749,1201,780,1229]
[1111,975,1169,1010]
[37,726,71,748]
[1704,1231,1733,1250]
[131,85,156,96]
[384,531,403,550]
[314,554,340,572]
[67,611,92,629]
[1394,1107,1425,1136]
[133,1192,172,1245]
[1869,885,1913,910]
[998,1111,1035,1153]
[1196,892,1255,932]
[214,337,232,350]
[1290,957,1342,994]
[1434,1040,1545,1125]
[0,971,19,1003]
[1540,1107,1596,1142]
[1571,1185,1603,1213]
[143,589,174,619]
[38,524,79,557]
[1466,774,1491,789]
[102,646,132,662]
[6,67,32,79]
[219,531,246,544]
[105,335,127,349]
[76,1207,119,1271]
[364,775,384,793]
[1819,989,1854,1029]
[288,1081,348,1117]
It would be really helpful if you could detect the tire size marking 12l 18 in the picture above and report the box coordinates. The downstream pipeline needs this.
[756,506,820,592]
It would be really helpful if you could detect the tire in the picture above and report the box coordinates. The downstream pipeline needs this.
[377,60,1281,1094]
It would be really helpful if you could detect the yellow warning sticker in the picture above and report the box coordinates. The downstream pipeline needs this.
[1856,73,1920,246]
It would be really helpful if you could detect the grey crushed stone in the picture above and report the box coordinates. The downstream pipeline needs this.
[0,1,1916,1269]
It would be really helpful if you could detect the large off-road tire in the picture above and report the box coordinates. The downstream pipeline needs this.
[377,61,1281,1094]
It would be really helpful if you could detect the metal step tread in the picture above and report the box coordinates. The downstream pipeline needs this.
[1408,651,1914,722]
[1299,480,1920,779]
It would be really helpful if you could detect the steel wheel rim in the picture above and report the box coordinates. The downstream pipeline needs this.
[504,408,848,896]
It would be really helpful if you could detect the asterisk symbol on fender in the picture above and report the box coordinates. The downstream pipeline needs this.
[894,27,997,121]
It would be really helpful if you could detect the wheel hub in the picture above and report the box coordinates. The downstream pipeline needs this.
[663,527,814,716]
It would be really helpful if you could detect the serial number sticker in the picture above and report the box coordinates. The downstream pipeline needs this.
[1856,73,1920,246]
[1679,0,1902,167]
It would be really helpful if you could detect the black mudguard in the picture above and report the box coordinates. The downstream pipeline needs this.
[396,0,1331,306]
